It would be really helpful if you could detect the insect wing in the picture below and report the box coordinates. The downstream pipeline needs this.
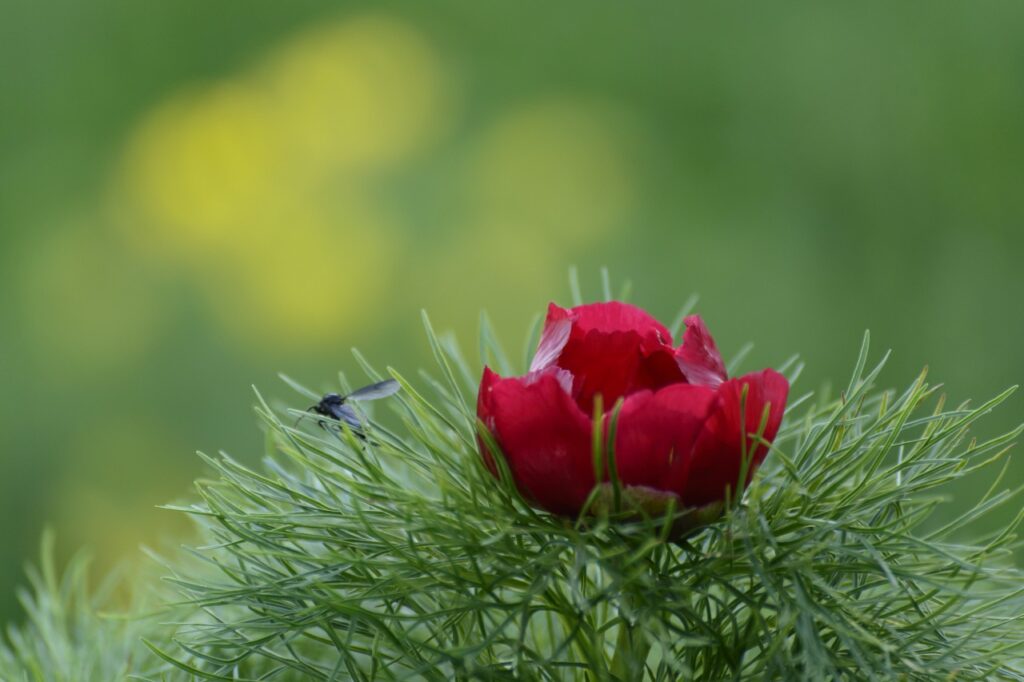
[346,378,400,402]
[334,404,364,432]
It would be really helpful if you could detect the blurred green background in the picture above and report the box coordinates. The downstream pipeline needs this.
[2,1,1023,621]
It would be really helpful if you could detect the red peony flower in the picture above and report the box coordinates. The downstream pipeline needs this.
[477,302,789,521]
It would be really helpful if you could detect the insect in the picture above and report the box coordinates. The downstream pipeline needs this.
[302,379,401,437]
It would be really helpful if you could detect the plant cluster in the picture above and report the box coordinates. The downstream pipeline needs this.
[3,285,1023,681]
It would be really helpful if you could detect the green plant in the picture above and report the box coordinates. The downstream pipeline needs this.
[4,284,1024,681]
[0,532,167,681]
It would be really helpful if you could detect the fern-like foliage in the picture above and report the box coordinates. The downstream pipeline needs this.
[141,314,1024,681]
[0,533,169,681]
[3,287,1023,681]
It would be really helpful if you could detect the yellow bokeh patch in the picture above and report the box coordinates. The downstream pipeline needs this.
[119,82,285,257]
[112,14,445,347]
[467,99,636,244]
[419,99,638,323]
[107,14,640,350]
[260,15,448,173]
[202,203,397,342]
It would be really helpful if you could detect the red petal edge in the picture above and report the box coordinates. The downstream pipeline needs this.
[541,302,683,411]
[614,383,716,497]
[548,301,673,343]
[477,367,595,516]
[682,369,789,507]
[676,315,727,388]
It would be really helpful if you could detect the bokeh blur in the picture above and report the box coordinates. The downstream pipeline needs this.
[2,1,1023,620]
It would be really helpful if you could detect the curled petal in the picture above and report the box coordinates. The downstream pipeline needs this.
[477,367,595,515]
[614,384,715,496]
[682,369,789,507]
[529,318,572,373]
[525,365,574,394]
[676,315,727,388]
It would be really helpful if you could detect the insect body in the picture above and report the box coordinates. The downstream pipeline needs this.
[306,379,401,436]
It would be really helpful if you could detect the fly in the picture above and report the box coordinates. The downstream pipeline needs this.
[302,378,401,437]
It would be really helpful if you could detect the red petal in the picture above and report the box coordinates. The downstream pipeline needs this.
[682,369,789,507]
[477,368,595,516]
[558,329,644,414]
[676,315,727,388]
[548,301,673,342]
[636,345,687,393]
[613,384,715,496]
[476,367,503,476]
[540,302,683,411]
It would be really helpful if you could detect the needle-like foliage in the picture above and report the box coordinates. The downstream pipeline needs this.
[3,297,1024,681]
[0,532,169,681]
[151,313,1024,680]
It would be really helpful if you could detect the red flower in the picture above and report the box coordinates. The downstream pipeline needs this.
[477,302,789,519]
